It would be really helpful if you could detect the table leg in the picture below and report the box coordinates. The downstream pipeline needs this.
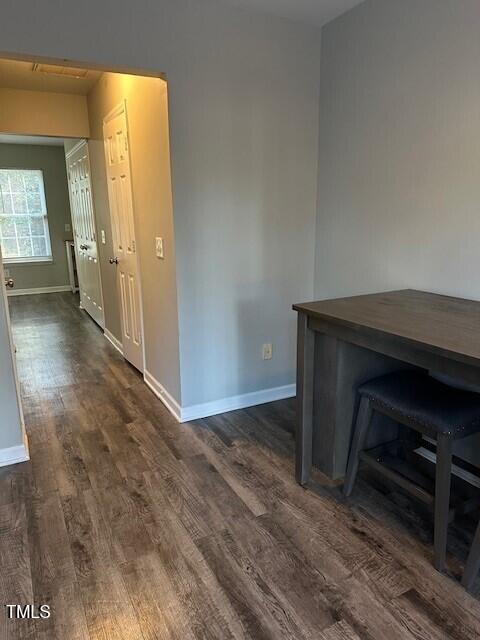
[296,312,315,485]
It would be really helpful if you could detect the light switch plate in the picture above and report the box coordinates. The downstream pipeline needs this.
[101,230,106,245]
[64,223,71,232]
[155,237,164,259]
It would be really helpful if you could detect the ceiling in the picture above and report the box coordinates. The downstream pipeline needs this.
[221,0,364,26]
[0,134,65,146]
[0,2,362,99]
[0,59,101,95]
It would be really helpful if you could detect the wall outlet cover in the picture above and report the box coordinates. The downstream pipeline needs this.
[262,343,273,360]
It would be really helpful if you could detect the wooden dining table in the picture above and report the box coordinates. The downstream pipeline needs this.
[293,289,480,484]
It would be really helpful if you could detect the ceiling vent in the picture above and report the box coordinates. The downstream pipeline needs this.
[32,63,89,79]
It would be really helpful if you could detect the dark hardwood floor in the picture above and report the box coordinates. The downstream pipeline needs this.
[1,292,480,639]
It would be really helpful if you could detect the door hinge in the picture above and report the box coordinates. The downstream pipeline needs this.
[131,240,136,252]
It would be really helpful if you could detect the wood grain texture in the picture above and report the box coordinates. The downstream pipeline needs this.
[294,289,480,367]
[0,291,478,639]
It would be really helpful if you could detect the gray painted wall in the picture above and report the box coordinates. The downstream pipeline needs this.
[315,0,480,465]
[0,0,321,410]
[0,143,73,290]
[165,3,320,407]
[316,0,480,302]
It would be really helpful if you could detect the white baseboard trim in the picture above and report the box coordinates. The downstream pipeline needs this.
[143,369,295,423]
[180,383,296,422]
[7,285,71,297]
[144,370,182,422]
[0,433,30,468]
[104,329,124,355]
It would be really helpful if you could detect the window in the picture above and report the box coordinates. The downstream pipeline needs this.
[0,169,52,263]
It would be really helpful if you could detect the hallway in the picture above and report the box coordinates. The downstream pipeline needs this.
[1,293,480,639]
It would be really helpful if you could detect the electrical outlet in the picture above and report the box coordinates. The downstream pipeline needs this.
[262,343,273,360]
[101,230,106,245]
[155,237,164,259]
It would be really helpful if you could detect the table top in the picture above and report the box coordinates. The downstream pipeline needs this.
[293,289,480,365]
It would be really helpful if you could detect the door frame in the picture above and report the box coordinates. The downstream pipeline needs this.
[0,51,167,82]
[103,99,146,373]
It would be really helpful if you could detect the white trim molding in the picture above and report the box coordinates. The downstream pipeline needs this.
[0,431,29,468]
[144,370,182,422]
[7,285,71,297]
[104,329,124,355]
[143,369,295,423]
[4,256,53,265]
[180,383,296,422]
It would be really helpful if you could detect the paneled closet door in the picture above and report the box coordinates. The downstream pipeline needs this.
[103,102,144,372]
[66,140,105,328]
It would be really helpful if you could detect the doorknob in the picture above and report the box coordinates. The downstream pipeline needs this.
[4,278,14,289]
[109,257,119,265]
[80,244,88,250]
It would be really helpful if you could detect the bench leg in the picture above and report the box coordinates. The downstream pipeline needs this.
[343,395,373,497]
[295,313,315,486]
[434,434,453,572]
[462,520,480,591]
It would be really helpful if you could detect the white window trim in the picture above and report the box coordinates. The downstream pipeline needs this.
[3,255,53,265]
[0,168,53,263]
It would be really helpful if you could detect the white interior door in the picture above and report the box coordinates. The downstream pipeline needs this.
[103,102,144,372]
[66,141,105,328]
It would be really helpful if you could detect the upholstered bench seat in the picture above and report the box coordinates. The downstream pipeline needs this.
[359,370,480,438]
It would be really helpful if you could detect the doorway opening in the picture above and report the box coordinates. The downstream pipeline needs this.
[0,55,176,393]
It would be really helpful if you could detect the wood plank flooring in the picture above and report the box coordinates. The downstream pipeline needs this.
[1,292,479,639]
